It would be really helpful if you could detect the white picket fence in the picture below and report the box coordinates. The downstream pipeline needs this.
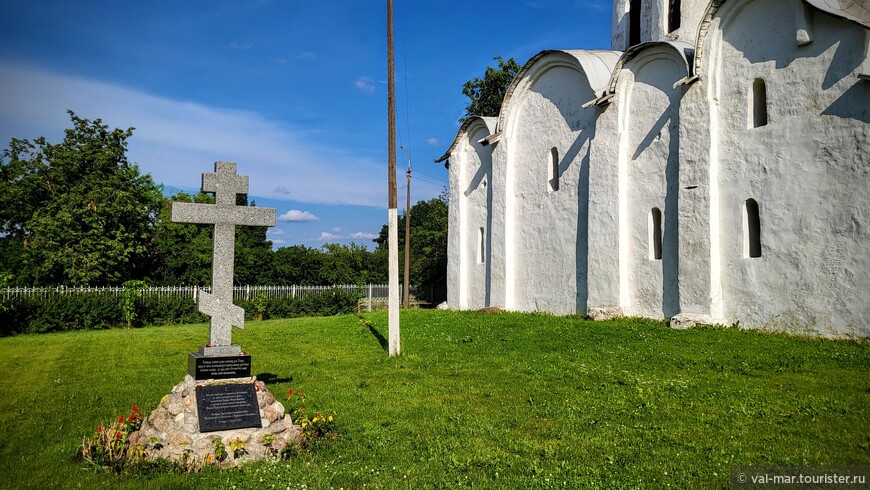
[0,284,391,311]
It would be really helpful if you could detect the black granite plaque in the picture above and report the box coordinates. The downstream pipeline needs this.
[195,383,262,433]
[188,352,251,380]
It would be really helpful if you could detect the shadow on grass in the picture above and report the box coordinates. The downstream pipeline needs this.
[256,372,292,384]
[368,324,388,351]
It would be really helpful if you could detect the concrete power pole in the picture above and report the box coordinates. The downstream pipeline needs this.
[386,0,401,357]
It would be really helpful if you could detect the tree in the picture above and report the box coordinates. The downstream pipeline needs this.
[233,199,275,285]
[460,56,521,122]
[0,111,163,286]
[271,245,323,285]
[148,192,214,286]
[318,242,376,285]
[375,194,448,302]
[149,192,275,286]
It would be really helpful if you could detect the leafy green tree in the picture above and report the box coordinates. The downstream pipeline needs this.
[149,192,275,286]
[318,242,376,285]
[234,199,275,285]
[148,192,214,286]
[271,245,323,285]
[375,195,448,301]
[0,111,162,286]
[461,56,521,122]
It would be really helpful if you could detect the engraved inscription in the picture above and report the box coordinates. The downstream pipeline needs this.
[195,383,261,432]
[188,352,251,380]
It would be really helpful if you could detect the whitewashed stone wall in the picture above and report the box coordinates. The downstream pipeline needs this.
[443,0,870,336]
[615,47,687,319]
[445,117,496,310]
[612,0,710,50]
[700,0,870,335]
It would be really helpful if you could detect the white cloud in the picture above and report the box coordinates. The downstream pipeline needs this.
[271,239,286,245]
[293,51,316,60]
[278,210,319,222]
[268,229,285,235]
[426,137,440,146]
[229,41,253,50]
[317,231,337,240]
[0,63,386,206]
[354,77,375,94]
[351,231,377,239]
[333,227,342,232]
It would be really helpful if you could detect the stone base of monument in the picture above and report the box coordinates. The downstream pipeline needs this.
[130,375,301,468]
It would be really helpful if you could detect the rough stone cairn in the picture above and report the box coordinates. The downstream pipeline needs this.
[131,375,301,467]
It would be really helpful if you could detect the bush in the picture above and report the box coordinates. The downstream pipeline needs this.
[137,296,206,326]
[0,287,360,335]
[0,293,123,335]
[237,287,360,320]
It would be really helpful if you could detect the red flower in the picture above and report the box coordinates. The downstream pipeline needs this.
[288,389,293,396]
[114,431,121,439]
[118,415,125,424]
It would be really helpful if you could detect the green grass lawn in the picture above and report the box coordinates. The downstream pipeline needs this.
[0,310,868,489]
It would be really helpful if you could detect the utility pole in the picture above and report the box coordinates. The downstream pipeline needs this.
[403,149,411,309]
[386,0,401,357]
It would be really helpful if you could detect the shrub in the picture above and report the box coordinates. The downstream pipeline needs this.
[78,403,145,473]
[0,287,360,335]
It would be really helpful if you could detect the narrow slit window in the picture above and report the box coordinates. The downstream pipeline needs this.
[629,0,642,46]
[649,208,663,260]
[478,227,485,263]
[750,78,768,128]
[744,199,762,258]
[548,147,560,192]
[668,0,681,32]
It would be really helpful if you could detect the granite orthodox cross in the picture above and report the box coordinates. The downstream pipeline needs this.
[171,162,276,357]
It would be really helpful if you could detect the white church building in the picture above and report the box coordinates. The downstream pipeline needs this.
[438,0,870,337]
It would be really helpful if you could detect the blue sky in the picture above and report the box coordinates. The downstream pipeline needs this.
[0,0,612,249]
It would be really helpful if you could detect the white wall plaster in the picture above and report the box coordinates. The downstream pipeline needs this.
[443,0,870,337]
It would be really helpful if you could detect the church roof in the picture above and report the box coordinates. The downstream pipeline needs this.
[605,41,695,96]
[804,0,870,28]
[434,116,497,163]
[694,0,870,76]
[496,49,621,133]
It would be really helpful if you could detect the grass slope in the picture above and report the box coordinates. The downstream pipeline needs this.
[0,310,867,488]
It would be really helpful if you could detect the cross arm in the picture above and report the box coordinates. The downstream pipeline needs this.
[171,202,277,227]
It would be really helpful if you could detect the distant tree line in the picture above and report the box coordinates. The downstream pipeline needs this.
[0,112,447,300]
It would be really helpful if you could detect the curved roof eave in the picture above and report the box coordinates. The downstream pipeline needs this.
[803,0,870,27]
[495,49,621,133]
[433,116,497,163]
[605,41,696,95]
[694,0,870,75]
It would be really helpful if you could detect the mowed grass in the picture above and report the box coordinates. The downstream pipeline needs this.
[0,310,868,489]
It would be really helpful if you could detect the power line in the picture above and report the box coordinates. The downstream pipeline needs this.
[414,170,447,183]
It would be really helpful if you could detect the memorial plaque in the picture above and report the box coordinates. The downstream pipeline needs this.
[195,383,262,432]
[188,352,251,380]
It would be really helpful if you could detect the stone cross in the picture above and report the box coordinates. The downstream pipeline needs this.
[171,162,276,356]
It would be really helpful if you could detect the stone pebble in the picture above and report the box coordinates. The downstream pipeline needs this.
[129,375,302,468]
